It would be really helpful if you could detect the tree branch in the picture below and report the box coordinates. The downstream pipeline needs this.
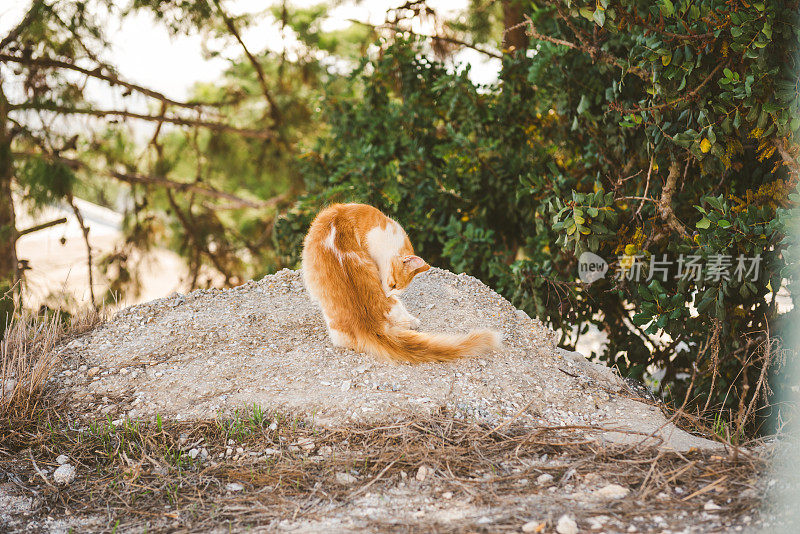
[0,0,45,51]
[14,151,282,210]
[212,0,281,126]
[523,15,649,81]
[10,102,274,140]
[350,19,503,59]
[18,217,67,237]
[658,160,690,238]
[67,195,97,309]
[774,137,800,179]
[0,53,226,111]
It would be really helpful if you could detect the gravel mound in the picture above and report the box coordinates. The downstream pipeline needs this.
[55,268,717,450]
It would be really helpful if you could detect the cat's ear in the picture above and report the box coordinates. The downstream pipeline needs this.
[402,255,430,275]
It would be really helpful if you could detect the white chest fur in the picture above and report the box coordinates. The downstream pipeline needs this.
[365,221,406,292]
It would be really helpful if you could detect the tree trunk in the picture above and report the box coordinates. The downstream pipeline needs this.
[502,0,529,53]
[0,82,18,336]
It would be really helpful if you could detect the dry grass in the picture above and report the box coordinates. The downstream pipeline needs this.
[0,405,771,533]
[0,311,776,532]
[1,308,103,423]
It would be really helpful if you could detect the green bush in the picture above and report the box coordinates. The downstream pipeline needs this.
[276,0,799,438]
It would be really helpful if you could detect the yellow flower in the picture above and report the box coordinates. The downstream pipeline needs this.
[624,244,637,255]
[700,138,712,153]
[620,255,635,270]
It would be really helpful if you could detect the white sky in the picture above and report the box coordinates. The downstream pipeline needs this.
[1,0,499,106]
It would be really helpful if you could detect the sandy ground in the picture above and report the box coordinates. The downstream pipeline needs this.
[15,197,188,309]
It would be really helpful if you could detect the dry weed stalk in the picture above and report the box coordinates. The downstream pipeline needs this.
[0,313,62,419]
[1,307,103,421]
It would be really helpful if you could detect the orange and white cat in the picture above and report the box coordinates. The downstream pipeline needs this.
[302,203,500,363]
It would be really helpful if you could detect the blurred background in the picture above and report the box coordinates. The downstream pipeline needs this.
[0,0,798,442]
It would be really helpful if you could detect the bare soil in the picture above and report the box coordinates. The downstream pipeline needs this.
[1,268,784,533]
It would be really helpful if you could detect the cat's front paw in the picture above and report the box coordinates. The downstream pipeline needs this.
[409,316,421,330]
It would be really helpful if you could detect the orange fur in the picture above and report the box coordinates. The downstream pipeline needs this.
[302,203,501,363]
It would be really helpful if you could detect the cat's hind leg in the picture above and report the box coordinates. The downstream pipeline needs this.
[387,298,421,329]
[322,312,353,348]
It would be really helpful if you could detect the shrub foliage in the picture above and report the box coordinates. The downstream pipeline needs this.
[276,0,799,436]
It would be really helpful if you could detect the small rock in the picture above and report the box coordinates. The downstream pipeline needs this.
[263,448,280,455]
[335,472,357,485]
[704,500,722,511]
[442,491,453,499]
[87,367,100,377]
[556,514,578,534]
[340,380,351,392]
[56,455,69,465]
[188,448,200,459]
[595,483,630,499]
[296,437,315,450]
[588,516,609,530]
[53,464,76,485]
[416,465,429,482]
[522,520,544,533]
[225,482,244,492]
[536,473,554,485]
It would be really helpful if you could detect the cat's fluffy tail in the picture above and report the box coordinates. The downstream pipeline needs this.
[359,327,501,364]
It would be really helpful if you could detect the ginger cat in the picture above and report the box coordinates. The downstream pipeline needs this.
[302,203,500,363]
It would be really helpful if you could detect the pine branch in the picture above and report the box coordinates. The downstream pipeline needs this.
[0,53,227,110]
[14,152,283,209]
[0,0,45,51]
[9,102,274,140]
[211,0,282,126]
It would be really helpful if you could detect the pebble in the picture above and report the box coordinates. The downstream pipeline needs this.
[87,367,100,377]
[704,500,722,511]
[53,464,76,485]
[225,482,244,492]
[537,473,554,485]
[595,483,630,499]
[335,472,357,485]
[522,520,544,533]
[442,491,453,499]
[188,448,200,459]
[416,465,429,482]
[556,514,578,534]
[56,455,69,465]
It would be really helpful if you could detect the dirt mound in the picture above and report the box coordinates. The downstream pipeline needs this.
[55,268,717,450]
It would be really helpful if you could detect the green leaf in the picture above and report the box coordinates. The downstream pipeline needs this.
[696,217,711,229]
[593,8,606,27]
